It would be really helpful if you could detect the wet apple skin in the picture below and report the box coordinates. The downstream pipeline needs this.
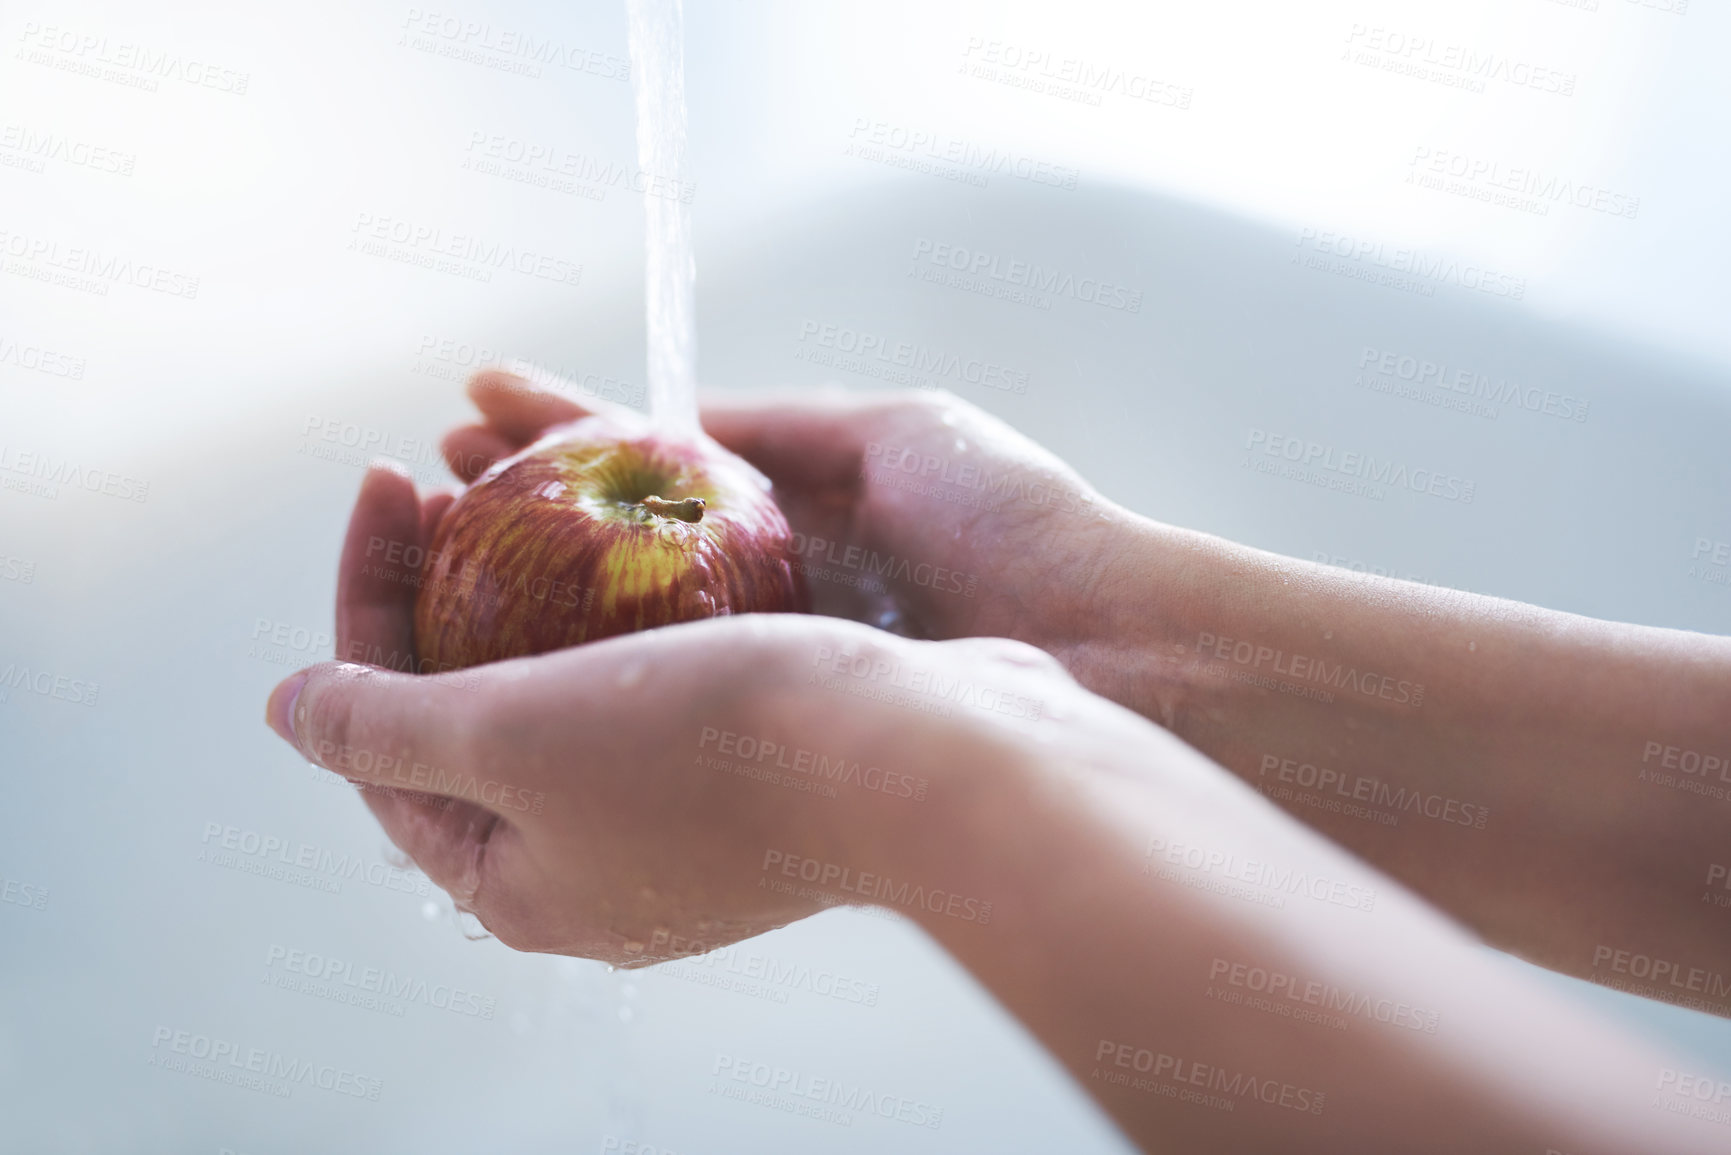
[415,416,807,670]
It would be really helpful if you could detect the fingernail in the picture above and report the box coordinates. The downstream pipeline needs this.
[266,670,310,750]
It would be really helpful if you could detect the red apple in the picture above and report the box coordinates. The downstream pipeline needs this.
[414,414,806,670]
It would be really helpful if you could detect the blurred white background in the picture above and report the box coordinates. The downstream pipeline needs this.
[3,1,1729,1151]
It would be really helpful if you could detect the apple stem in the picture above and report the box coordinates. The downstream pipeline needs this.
[641,495,706,523]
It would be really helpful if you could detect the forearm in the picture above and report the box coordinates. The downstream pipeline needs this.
[1045,509,1731,1007]
[890,716,1725,1154]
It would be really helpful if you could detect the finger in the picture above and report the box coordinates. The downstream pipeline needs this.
[441,424,516,483]
[420,490,456,546]
[270,653,507,902]
[357,783,502,913]
[265,660,538,899]
[334,462,421,670]
[266,661,534,801]
[467,369,590,444]
[316,471,497,900]
[700,387,888,492]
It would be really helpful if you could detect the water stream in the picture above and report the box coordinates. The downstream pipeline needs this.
[627,0,700,434]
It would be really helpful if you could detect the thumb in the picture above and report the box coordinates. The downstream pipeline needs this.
[266,661,493,807]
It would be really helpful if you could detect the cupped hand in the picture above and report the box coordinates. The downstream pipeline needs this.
[441,371,1117,648]
[266,461,1079,965]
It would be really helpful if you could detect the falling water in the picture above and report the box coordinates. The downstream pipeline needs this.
[627,0,699,434]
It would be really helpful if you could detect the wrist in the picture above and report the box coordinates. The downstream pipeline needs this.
[851,717,1040,933]
[1042,504,1226,727]
[823,649,1087,926]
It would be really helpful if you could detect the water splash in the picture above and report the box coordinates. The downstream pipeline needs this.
[627,0,699,435]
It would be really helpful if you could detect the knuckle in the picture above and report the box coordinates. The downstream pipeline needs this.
[955,636,1068,674]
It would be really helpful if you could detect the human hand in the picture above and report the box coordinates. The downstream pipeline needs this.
[264,461,1079,965]
[440,371,1117,647]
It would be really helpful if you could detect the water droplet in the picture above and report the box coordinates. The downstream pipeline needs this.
[421,901,439,921]
[1468,640,1477,652]
[623,940,645,954]
[616,661,647,690]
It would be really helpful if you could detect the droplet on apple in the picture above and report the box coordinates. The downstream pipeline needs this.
[414,414,807,669]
